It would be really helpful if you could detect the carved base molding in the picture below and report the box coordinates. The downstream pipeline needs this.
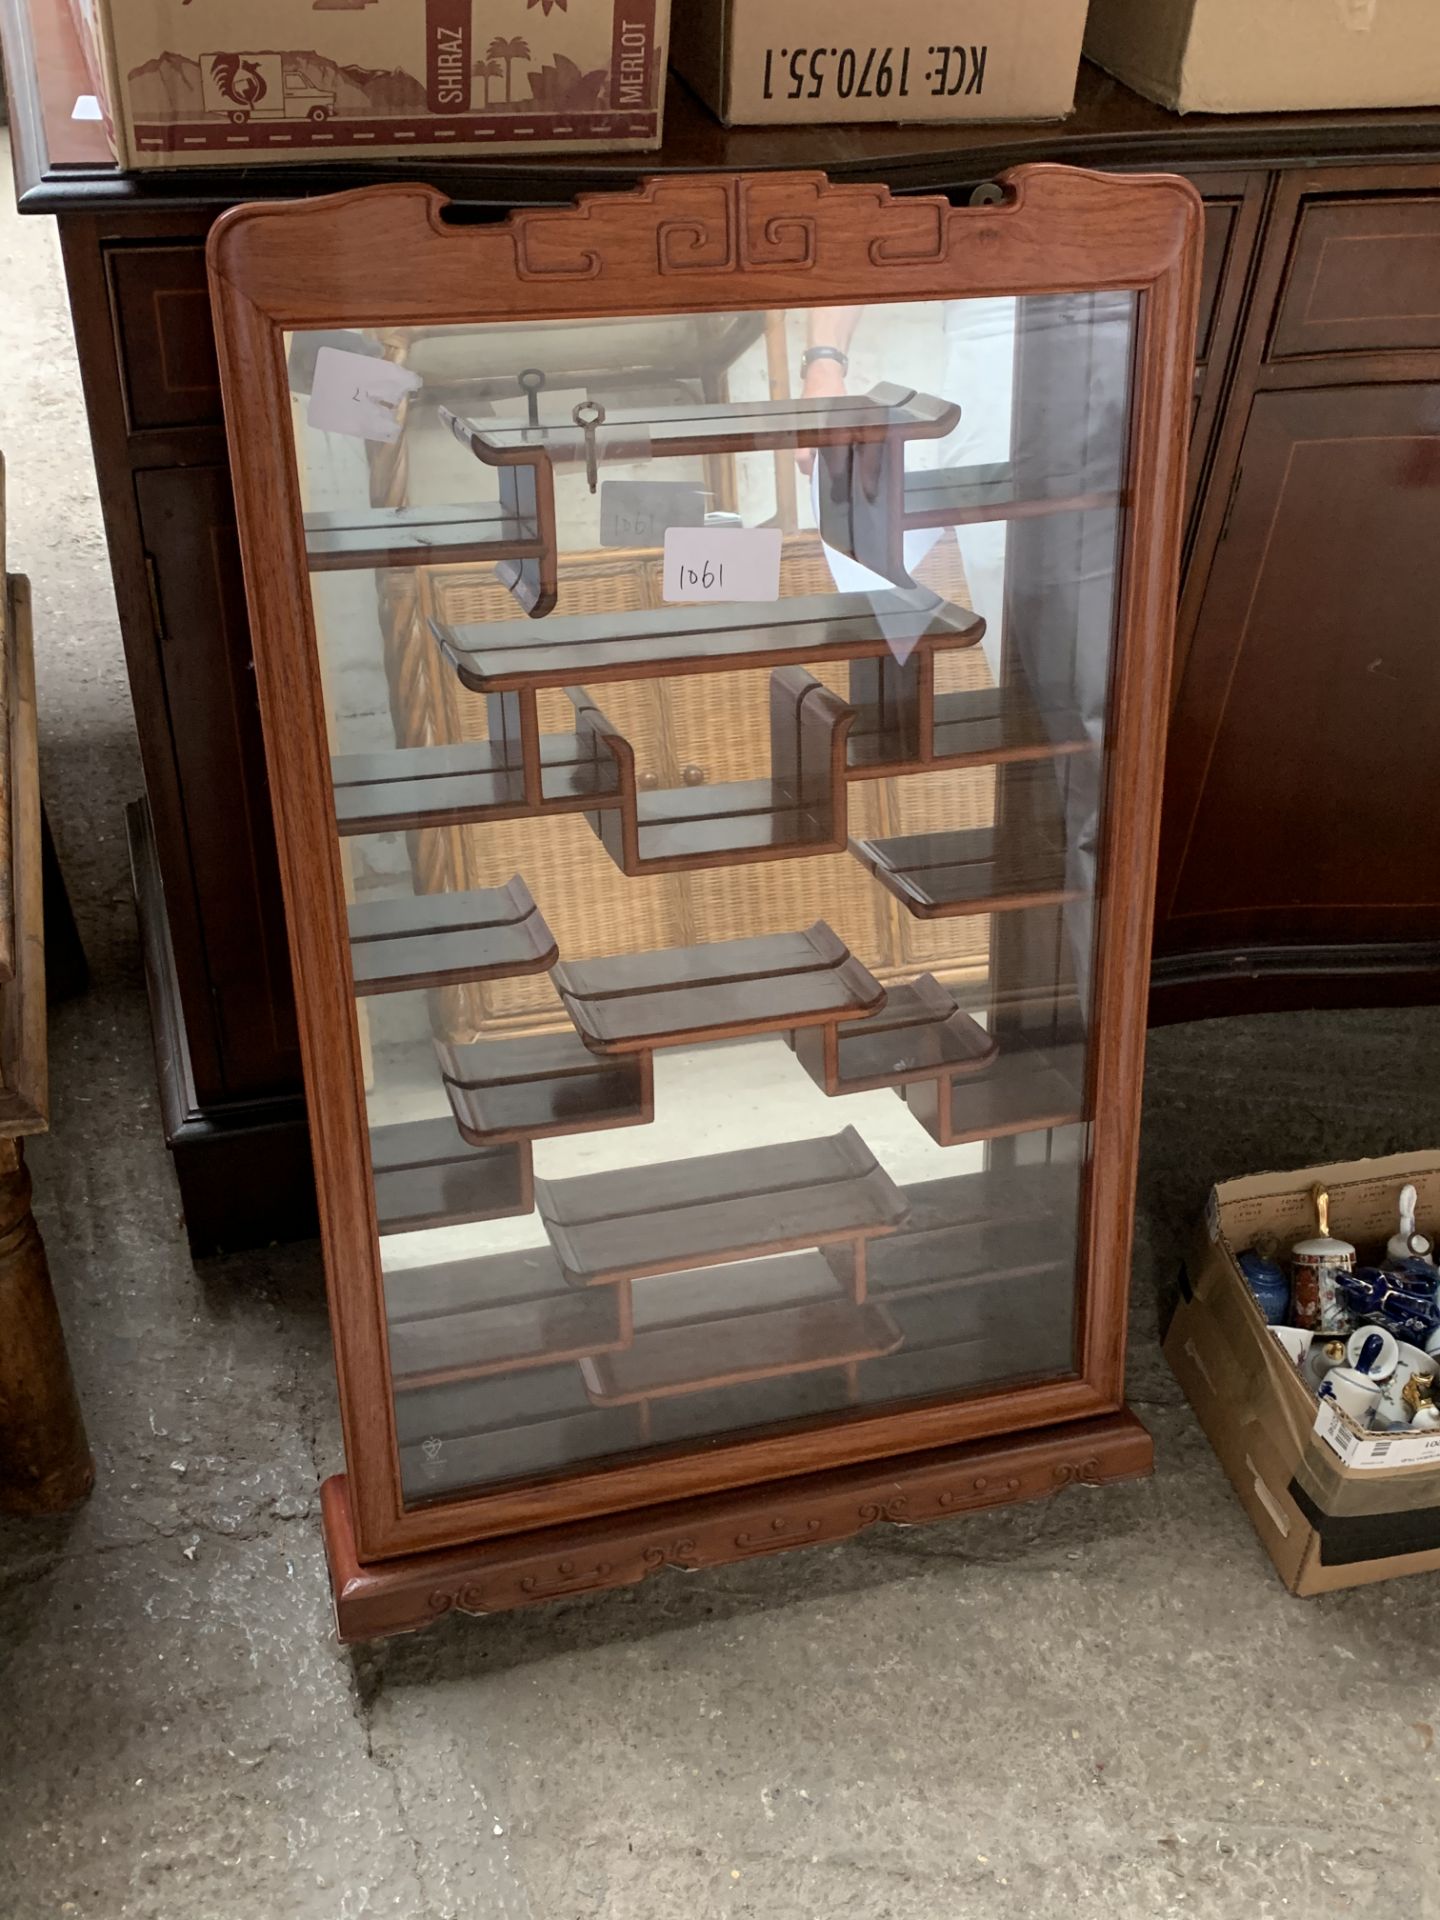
[320,1408,1153,1642]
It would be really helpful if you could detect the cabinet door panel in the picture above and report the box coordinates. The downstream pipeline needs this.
[136,467,301,1095]
[1271,197,1440,360]
[1157,383,1440,955]
[107,245,224,431]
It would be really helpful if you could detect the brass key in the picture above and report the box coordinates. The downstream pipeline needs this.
[572,398,606,494]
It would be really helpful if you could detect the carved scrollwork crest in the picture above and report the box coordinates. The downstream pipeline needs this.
[505,172,956,284]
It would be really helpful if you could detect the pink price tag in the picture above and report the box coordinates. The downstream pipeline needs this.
[663,527,782,604]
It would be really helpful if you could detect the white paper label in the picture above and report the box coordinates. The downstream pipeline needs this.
[307,347,422,444]
[663,526,782,604]
[1313,1397,1440,1470]
[71,94,103,121]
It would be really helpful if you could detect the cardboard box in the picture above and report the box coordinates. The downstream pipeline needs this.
[1167,1150,1440,1596]
[670,0,1088,128]
[67,0,668,169]
[1085,0,1440,115]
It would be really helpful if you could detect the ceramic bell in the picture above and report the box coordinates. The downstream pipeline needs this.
[1318,1364,1383,1427]
[1290,1186,1355,1333]
[1347,1326,1398,1381]
[1386,1184,1434,1265]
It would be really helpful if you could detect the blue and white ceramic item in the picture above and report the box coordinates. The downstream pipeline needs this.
[1238,1248,1290,1324]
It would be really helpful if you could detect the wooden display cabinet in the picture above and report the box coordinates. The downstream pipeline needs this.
[208,165,1199,1641]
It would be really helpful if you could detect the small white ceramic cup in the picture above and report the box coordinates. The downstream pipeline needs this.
[1347,1326,1399,1381]
[1410,1403,1440,1432]
[1319,1366,1384,1427]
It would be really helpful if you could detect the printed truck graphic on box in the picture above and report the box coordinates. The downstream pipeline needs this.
[200,52,335,122]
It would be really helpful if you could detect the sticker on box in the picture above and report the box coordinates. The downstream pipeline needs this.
[1313,1397,1440,1470]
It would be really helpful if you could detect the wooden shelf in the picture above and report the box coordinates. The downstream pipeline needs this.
[438,1029,653,1147]
[446,384,956,592]
[903,461,1124,530]
[431,588,982,693]
[303,501,547,574]
[903,1038,1087,1147]
[569,670,853,874]
[535,1125,908,1286]
[855,1270,1075,1406]
[395,1366,641,1505]
[369,1116,533,1235]
[384,1245,626,1390]
[846,657,1092,778]
[580,1251,901,1405]
[348,878,555,995]
[448,383,958,463]
[438,406,560,617]
[864,1168,1080,1301]
[791,973,999,1097]
[928,684,1091,767]
[851,825,1077,919]
[331,731,619,837]
[336,667,1087,842]
[553,922,883,1055]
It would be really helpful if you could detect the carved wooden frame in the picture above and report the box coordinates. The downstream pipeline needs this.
[207,167,1201,1587]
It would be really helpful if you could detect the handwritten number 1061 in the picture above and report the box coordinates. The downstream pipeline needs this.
[679,560,723,591]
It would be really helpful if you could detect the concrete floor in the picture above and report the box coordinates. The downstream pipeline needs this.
[4,130,1440,1918]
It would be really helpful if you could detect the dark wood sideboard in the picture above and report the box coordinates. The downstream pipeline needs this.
[5,0,1440,1251]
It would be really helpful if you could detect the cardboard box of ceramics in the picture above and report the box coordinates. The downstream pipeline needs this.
[1168,1150,1440,1597]
[66,0,668,168]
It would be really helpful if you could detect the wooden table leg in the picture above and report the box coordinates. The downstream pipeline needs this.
[0,1139,93,1513]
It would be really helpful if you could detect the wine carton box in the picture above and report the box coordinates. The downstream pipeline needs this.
[1168,1150,1440,1596]
[670,0,1088,127]
[1085,0,1440,115]
[67,0,668,169]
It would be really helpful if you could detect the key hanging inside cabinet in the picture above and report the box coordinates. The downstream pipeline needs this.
[573,398,606,494]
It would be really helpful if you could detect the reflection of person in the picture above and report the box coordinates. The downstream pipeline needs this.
[799,300,1017,674]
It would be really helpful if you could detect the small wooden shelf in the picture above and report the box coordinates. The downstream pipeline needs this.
[448,383,958,463]
[903,461,1124,531]
[431,588,982,693]
[569,669,853,874]
[928,684,1091,767]
[348,878,555,995]
[395,1366,641,1504]
[851,825,1077,919]
[438,1029,653,1147]
[303,501,547,574]
[446,384,957,593]
[580,1252,901,1405]
[535,1126,908,1286]
[855,1270,1075,1407]
[438,407,560,617]
[846,657,1092,778]
[903,1037,1087,1147]
[331,732,619,837]
[370,1117,533,1235]
[553,923,883,1055]
[864,1169,1080,1302]
[385,1245,627,1390]
[791,973,999,1097]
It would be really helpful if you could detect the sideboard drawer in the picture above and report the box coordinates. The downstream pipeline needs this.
[1270,196,1440,359]
[106,243,223,431]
